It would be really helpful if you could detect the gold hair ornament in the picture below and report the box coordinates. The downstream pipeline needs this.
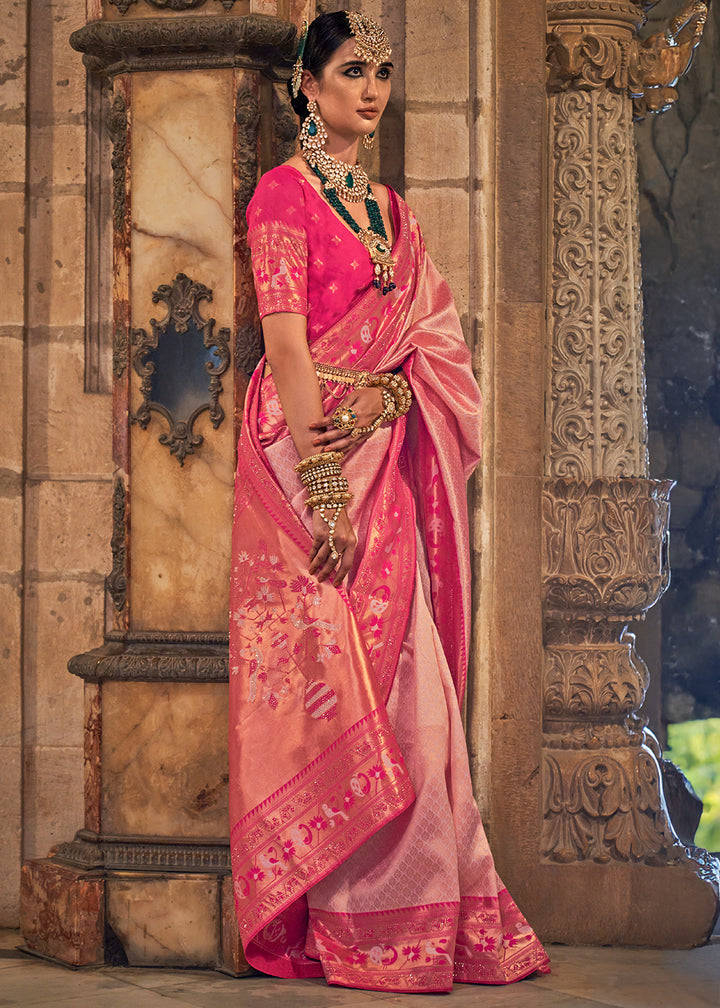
[291,19,308,99]
[345,12,392,65]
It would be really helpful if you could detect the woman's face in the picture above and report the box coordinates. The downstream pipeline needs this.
[303,37,393,144]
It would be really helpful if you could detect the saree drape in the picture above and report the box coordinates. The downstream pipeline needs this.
[229,165,550,992]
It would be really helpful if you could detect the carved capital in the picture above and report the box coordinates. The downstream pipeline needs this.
[544,637,648,722]
[542,477,673,622]
[70,15,297,77]
[547,3,709,118]
[547,1,646,29]
[541,746,685,864]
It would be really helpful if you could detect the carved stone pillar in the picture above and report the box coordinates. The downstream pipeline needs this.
[541,0,718,944]
[20,2,303,970]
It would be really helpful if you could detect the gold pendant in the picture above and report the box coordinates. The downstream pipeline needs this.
[359,230,395,293]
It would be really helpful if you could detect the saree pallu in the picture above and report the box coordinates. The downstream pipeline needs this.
[230,187,550,992]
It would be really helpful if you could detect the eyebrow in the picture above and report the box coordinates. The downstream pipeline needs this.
[338,60,394,69]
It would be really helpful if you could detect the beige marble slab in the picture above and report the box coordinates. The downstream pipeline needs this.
[106,874,220,968]
[129,69,235,633]
[101,681,229,839]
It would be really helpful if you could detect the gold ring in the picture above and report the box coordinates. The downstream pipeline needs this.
[332,406,357,433]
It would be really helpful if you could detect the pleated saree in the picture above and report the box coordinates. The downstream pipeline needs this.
[229,165,550,992]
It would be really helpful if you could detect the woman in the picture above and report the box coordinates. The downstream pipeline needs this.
[229,11,550,993]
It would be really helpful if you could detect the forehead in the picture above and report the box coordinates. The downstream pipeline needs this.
[329,37,362,63]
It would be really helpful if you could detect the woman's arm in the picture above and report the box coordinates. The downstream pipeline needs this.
[263,311,361,586]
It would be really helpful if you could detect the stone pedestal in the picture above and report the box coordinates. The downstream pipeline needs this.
[20,2,303,970]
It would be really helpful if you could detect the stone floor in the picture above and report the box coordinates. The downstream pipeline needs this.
[1,928,718,1008]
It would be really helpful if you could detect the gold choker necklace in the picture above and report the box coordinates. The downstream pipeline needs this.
[302,147,369,204]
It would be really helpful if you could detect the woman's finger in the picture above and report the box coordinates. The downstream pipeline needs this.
[333,541,355,586]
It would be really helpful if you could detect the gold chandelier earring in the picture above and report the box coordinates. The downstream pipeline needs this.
[299,100,328,155]
[361,130,375,151]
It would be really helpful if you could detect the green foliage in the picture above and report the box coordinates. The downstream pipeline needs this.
[666,718,720,853]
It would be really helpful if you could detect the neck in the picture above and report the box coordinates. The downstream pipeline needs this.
[323,133,361,165]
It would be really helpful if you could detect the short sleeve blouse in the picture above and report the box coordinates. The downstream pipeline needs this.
[246,165,380,340]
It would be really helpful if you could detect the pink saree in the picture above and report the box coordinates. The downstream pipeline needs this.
[229,165,550,992]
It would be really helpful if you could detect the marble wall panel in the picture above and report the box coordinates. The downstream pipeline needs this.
[220,872,249,975]
[84,684,102,834]
[23,580,105,748]
[130,70,234,327]
[20,860,105,967]
[130,422,233,632]
[129,69,235,633]
[23,745,84,861]
[106,874,220,967]
[101,682,229,839]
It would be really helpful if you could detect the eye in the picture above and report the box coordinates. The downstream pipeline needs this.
[344,64,363,77]
[376,67,392,80]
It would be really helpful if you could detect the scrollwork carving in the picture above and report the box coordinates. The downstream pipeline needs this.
[131,273,230,465]
[112,327,129,378]
[106,476,127,614]
[234,84,263,378]
[68,641,229,682]
[108,0,137,14]
[105,93,128,235]
[542,748,685,864]
[544,639,647,721]
[235,322,263,379]
[542,478,673,619]
[548,88,648,478]
[235,86,260,219]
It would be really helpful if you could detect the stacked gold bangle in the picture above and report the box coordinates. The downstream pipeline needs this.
[317,364,413,439]
[295,451,352,562]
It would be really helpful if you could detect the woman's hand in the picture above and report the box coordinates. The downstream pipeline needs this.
[309,507,357,586]
[309,386,384,452]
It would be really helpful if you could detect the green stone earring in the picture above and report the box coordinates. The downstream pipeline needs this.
[299,100,328,155]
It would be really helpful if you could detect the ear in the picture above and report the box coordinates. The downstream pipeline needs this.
[300,70,319,102]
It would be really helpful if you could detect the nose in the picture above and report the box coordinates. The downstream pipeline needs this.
[362,70,379,100]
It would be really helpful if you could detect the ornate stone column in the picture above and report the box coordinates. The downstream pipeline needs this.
[20,0,303,970]
[541,0,719,943]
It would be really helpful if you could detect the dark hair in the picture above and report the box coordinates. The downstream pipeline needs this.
[288,12,353,121]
